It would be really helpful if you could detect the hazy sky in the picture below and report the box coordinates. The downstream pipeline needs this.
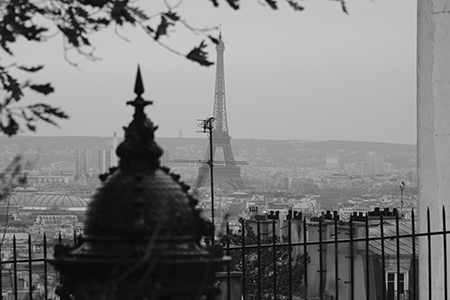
[9,0,417,144]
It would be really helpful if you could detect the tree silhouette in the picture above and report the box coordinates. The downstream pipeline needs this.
[0,0,349,136]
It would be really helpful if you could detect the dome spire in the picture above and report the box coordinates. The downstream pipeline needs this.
[134,65,144,96]
[116,66,162,170]
[127,66,153,121]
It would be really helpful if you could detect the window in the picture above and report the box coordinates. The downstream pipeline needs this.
[386,272,408,300]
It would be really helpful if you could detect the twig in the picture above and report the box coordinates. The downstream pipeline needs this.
[179,19,218,35]
[114,24,131,42]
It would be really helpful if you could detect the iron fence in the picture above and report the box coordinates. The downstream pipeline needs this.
[220,207,449,300]
[0,208,449,300]
[0,233,76,300]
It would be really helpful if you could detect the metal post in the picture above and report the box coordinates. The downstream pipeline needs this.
[208,121,215,237]
[399,181,405,218]
[198,117,215,240]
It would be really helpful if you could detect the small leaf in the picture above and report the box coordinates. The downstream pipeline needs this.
[58,26,80,47]
[164,11,180,22]
[286,0,304,11]
[74,6,89,18]
[30,111,57,126]
[120,8,136,24]
[28,104,69,119]
[265,0,278,9]
[225,0,240,9]
[208,35,219,45]
[26,123,36,132]
[111,0,129,25]
[1,114,20,136]
[146,25,154,33]
[3,74,23,101]
[155,15,173,41]
[128,6,149,21]
[29,84,54,95]
[208,0,219,7]
[340,0,348,14]
[186,41,214,67]
[17,65,44,72]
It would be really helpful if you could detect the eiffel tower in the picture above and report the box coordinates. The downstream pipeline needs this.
[194,34,245,190]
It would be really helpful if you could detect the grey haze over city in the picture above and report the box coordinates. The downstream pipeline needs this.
[6,0,416,144]
[5,1,449,299]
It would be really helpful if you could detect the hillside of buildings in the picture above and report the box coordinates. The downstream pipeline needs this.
[0,136,418,212]
[0,136,416,170]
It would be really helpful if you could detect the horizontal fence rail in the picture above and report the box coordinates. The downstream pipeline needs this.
[1,208,449,300]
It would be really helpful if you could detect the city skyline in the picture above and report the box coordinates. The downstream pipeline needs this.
[7,1,416,144]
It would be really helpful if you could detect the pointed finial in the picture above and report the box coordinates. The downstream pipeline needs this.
[117,66,162,169]
[134,65,144,96]
[127,65,152,111]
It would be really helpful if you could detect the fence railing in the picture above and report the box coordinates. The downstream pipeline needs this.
[0,233,76,300]
[1,208,449,300]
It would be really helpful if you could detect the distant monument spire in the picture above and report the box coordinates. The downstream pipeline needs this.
[194,33,245,190]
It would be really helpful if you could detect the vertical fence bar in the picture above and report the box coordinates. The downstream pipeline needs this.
[226,222,231,300]
[28,235,32,300]
[334,215,339,300]
[427,208,432,300]
[0,236,2,295]
[73,230,77,244]
[13,236,17,300]
[272,219,277,300]
[411,210,417,300]
[44,233,48,300]
[380,215,386,300]
[241,222,246,300]
[303,218,308,300]
[443,207,448,300]
[319,218,323,300]
[396,213,401,300]
[257,220,261,300]
[288,218,292,300]
[349,217,354,300]
[365,214,370,300]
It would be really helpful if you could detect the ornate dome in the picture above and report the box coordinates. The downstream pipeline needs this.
[24,193,88,211]
[50,68,225,300]
[83,68,208,240]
